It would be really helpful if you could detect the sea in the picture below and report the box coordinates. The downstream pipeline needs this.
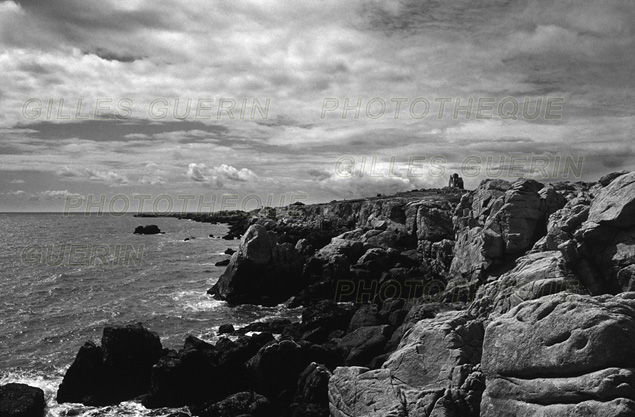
[0,213,300,416]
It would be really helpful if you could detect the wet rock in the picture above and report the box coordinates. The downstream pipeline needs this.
[133,225,161,234]
[218,324,235,335]
[57,323,162,406]
[144,333,274,408]
[0,383,46,417]
[209,224,304,305]
[214,259,230,267]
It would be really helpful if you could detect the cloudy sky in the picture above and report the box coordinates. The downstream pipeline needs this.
[1,0,633,212]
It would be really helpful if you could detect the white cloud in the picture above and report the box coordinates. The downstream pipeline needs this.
[40,190,71,199]
[186,163,258,186]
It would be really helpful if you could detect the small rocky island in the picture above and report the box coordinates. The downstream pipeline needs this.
[6,172,635,417]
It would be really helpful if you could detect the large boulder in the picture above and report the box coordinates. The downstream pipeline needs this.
[246,340,311,400]
[383,310,483,389]
[481,292,635,416]
[588,171,635,228]
[209,224,304,305]
[0,383,46,417]
[144,333,274,408]
[57,323,162,406]
[470,251,586,317]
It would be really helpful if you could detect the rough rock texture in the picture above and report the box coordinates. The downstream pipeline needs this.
[481,292,635,416]
[587,172,635,228]
[470,251,587,317]
[449,179,565,292]
[209,224,305,305]
[337,325,392,366]
[57,323,162,406]
[330,310,485,416]
[0,383,46,417]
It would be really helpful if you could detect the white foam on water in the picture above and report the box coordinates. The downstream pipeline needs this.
[0,369,190,417]
[170,290,224,314]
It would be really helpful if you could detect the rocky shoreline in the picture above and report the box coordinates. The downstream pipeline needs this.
[4,172,635,417]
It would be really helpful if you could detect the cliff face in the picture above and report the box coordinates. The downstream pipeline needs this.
[209,190,462,306]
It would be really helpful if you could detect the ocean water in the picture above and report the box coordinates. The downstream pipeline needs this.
[0,213,298,416]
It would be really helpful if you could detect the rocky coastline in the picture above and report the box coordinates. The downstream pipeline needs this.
[4,172,635,417]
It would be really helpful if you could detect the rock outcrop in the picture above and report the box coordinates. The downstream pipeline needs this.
[133,225,162,234]
[57,323,162,406]
[209,224,305,305]
[449,179,565,291]
[54,173,635,417]
[0,383,46,417]
[481,292,635,416]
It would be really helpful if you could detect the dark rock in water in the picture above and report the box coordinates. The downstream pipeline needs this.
[199,391,271,417]
[218,324,235,334]
[209,224,304,305]
[208,233,215,238]
[238,318,292,335]
[0,383,46,417]
[56,341,106,405]
[57,323,162,406]
[215,259,230,267]
[224,248,236,255]
[133,225,162,234]
[184,238,190,241]
[144,333,274,408]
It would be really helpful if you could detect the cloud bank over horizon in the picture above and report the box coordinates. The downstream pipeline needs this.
[1,0,634,211]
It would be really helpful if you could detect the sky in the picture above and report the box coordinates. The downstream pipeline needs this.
[1,0,634,212]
